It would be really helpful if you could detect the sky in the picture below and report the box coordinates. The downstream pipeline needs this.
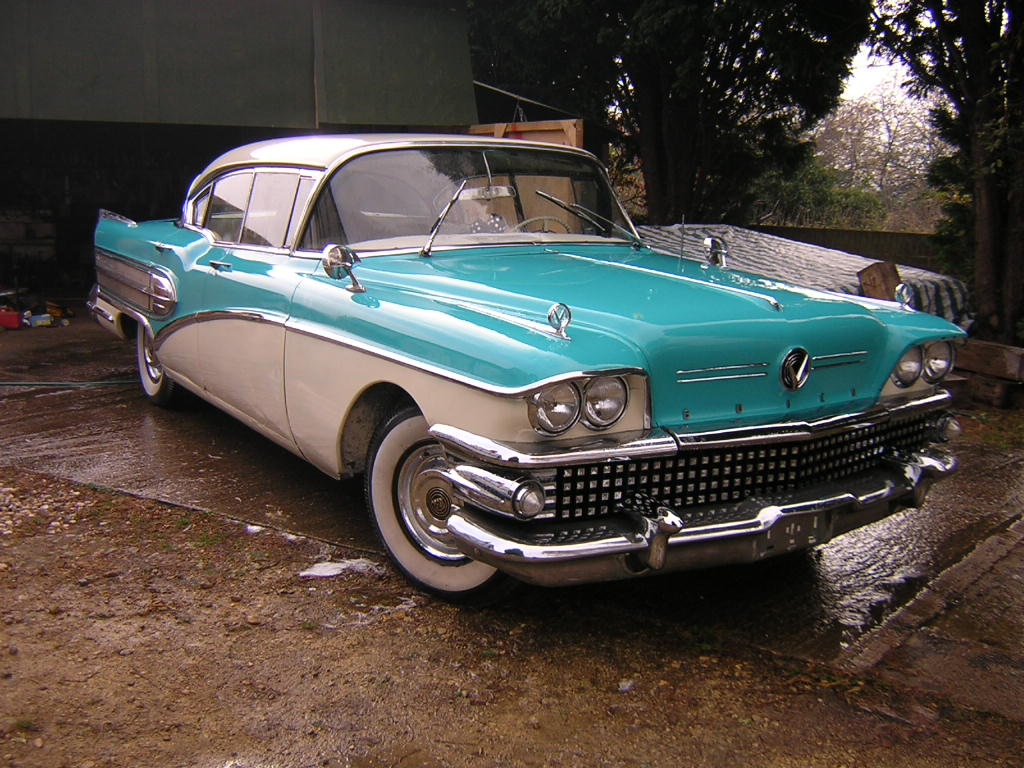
[842,46,909,100]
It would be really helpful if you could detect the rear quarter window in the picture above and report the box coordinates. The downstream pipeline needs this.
[206,173,253,243]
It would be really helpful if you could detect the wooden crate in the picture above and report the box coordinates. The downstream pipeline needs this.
[467,119,584,148]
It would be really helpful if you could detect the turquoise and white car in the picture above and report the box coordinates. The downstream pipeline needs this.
[91,134,964,601]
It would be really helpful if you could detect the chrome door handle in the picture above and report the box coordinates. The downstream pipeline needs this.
[209,260,233,272]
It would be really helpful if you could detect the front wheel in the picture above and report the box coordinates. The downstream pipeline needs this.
[365,407,515,603]
[136,327,181,407]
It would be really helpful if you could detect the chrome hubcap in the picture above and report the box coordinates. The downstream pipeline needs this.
[141,334,162,383]
[395,442,464,562]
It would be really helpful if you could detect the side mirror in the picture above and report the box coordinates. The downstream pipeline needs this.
[323,244,365,293]
[703,236,728,268]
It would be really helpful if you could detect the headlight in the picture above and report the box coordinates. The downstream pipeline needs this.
[582,376,628,429]
[922,341,955,383]
[527,381,581,434]
[891,346,923,388]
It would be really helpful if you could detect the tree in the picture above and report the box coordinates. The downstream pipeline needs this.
[873,1,1024,343]
[468,0,872,225]
[812,83,950,231]
[750,152,886,228]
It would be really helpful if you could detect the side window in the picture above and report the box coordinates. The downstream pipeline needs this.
[285,177,315,248]
[191,187,211,227]
[240,173,301,248]
[299,186,346,251]
[206,173,253,243]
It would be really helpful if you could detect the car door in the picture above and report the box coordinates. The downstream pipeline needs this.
[195,169,316,446]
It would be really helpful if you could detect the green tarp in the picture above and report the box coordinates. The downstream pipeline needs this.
[0,0,476,127]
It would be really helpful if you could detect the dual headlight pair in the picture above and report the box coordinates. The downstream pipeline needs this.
[891,340,956,388]
[527,375,629,435]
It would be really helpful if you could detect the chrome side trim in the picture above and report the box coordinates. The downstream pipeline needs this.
[677,373,766,383]
[284,316,646,398]
[151,309,280,350]
[148,307,645,401]
[812,351,868,369]
[676,362,768,384]
[678,372,767,383]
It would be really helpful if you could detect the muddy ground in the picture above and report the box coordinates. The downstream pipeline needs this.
[2,462,1023,768]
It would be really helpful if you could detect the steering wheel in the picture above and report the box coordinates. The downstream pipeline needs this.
[511,216,571,233]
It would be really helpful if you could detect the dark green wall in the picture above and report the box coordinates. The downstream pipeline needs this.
[0,0,476,128]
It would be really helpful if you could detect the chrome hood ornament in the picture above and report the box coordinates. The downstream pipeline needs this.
[547,303,572,339]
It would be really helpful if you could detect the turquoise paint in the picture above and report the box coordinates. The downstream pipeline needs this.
[97,218,965,432]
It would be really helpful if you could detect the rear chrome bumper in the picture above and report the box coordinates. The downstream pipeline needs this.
[443,449,956,586]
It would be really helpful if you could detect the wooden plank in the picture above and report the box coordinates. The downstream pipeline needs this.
[956,339,1024,382]
[857,260,901,301]
[967,373,1013,408]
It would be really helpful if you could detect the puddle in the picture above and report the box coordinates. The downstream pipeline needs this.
[4,317,1023,663]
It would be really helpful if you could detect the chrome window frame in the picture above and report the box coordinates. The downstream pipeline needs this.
[181,166,324,255]
[288,142,640,259]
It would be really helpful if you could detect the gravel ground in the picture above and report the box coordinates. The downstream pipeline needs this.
[2,465,1022,768]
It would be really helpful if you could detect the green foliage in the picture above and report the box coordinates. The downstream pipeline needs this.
[926,153,974,281]
[750,154,886,229]
[468,0,872,224]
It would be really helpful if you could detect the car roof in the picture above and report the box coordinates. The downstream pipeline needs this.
[187,133,597,198]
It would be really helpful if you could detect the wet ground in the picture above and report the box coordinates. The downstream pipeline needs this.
[2,316,1023,664]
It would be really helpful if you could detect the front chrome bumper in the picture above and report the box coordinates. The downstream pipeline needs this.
[441,449,956,586]
[427,393,959,586]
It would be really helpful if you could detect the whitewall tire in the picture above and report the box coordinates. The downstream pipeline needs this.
[136,327,181,407]
[365,407,514,602]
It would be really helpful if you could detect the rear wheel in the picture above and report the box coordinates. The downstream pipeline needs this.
[136,327,181,407]
[365,407,515,603]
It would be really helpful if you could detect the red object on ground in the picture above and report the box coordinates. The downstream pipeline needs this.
[0,309,22,329]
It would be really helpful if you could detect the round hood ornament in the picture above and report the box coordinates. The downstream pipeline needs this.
[547,303,572,339]
[780,348,811,391]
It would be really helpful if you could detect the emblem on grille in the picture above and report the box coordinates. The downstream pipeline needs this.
[547,303,572,338]
[780,348,811,391]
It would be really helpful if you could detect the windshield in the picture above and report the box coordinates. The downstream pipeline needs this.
[301,146,633,251]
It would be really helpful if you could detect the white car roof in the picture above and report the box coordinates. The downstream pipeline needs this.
[188,133,595,198]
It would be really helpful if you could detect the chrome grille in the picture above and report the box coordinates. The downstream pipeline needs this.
[553,412,937,520]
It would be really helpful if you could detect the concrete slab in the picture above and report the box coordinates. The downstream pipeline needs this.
[839,516,1024,722]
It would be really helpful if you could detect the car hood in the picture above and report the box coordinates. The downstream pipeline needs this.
[303,242,963,430]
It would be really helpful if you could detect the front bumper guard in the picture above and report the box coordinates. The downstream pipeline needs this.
[442,449,957,587]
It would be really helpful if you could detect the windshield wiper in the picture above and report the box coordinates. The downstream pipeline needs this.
[534,190,644,249]
[420,178,468,258]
